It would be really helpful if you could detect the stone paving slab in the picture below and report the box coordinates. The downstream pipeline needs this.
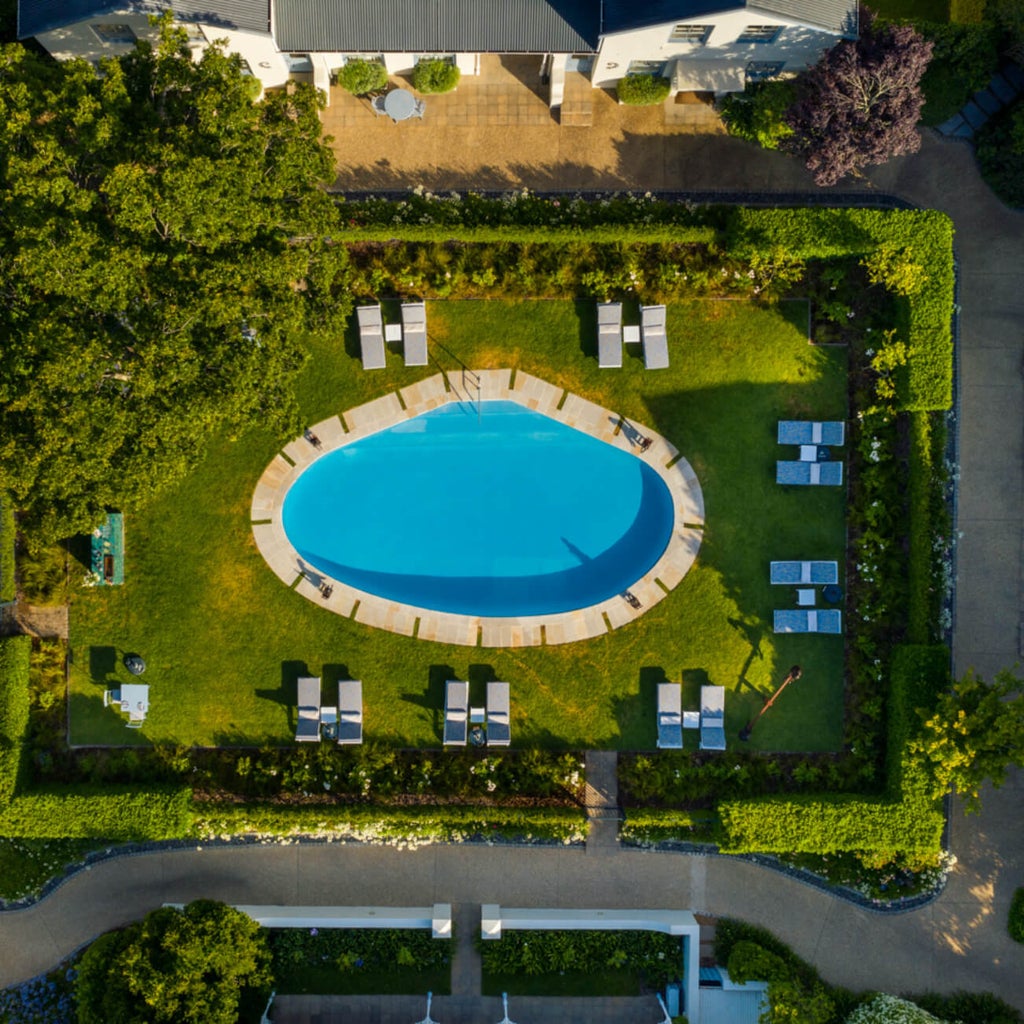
[309,414,347,450]
[511,370,564,414]
[479,617,545,648]
[399,373,448,413]
[281,435,318,468]
[343,392,405,436]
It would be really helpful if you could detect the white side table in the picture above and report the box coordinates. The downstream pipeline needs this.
[796,588,816,606]
[470,706,486,724]
[384,324,402,342]
[623,325,641,344]
[683,711,700,730]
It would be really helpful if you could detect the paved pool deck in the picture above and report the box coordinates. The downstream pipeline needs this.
[252,368,704,647]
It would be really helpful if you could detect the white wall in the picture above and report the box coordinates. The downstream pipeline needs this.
[593,10,841,89]
[311,51,480,78]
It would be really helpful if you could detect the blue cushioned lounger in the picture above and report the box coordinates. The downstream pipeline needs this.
[656,682,683,749]
[776,461,843,486]
[770,561,839,585]
[777,420,845,446]
[597,302,623,368]
[699,685,726,751]
[773,609,842,634]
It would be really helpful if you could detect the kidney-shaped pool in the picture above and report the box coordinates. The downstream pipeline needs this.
[282,401,676,617]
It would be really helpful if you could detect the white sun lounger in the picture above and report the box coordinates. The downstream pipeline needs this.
[699,685,726,751]
[656,682,683,749]
[773,609,843,634]
[778,420,845,446]
[770,561,839,585]
[443,680,469,746]
[486,681,511,747]
[776,461,843,486]
[295,675,321,742]
[356,304,386,370]
[401,301,428,366]
[640,304,669,369]
[336,679,363,745]
[597,302,623,368]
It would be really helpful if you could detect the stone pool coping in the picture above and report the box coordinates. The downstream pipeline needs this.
[251,369,704,647]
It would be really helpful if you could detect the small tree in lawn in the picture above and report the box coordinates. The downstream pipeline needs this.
[909,668,1024,813]
[786,10,933,186]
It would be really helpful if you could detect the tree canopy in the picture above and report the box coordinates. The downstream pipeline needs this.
[786,12,933,186]
[0,20,350,542]
[910,668,1024,812]
[75,899,271,1024]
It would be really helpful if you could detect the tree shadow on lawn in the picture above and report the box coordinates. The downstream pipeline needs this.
[407,664,457,742]
[88,645,117,684]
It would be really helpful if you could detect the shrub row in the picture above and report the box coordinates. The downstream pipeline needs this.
[190,801,587,845]
[0,785,192,839]
[268,926,451,976]
[480,929,680,985]
[0,635,31,807]
[726,207,955,411]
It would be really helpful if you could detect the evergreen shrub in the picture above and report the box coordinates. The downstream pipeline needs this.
[412,59,460,94]
[617,75,671,105]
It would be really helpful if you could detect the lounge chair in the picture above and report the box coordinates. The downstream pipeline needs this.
[776,461,843,486]
[699,685,726,751]
[356,305,386,370]
[412,99,426,119]
[640,304,669,370]
[777,420,845,446]
[773,609,842,634]
[371,95,388,116]
[486,681,511,747]
[443,680,469,746]
[597,302,622,368]
[656,682,683,750]
[401,301,429,366]
[770,561,839,585]
[295,675,321,742]
[103,688,121,708]
[336,679,363,745]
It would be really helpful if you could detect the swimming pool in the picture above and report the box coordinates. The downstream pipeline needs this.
[282,401,676,617]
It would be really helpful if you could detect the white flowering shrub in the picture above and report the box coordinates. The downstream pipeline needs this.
[846,994,947,1024]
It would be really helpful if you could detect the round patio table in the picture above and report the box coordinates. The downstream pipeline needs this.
[384,88,416,121]
[822,584,843,604]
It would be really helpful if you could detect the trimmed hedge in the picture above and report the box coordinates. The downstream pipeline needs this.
[1009,887,1024,943]
[0,785,192,839]
[726,208,955,411]
[0,635,31,807]
[336,59,387,96]
[617,75,671,106]
[412,59,460,94]
[191,801,587,845]
[338,224,718,244]
[886,644,950,794]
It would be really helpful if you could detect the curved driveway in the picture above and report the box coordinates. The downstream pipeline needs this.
[2,133,1022,1005]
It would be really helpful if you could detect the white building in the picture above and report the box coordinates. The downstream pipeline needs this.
[19,0,857,101]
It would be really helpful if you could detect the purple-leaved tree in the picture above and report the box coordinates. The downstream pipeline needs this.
[786,10,933,186]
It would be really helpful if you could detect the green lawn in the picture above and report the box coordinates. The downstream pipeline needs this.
[871,0,948,20]
[68,298,847,752]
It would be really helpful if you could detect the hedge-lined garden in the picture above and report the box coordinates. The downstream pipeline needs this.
[3,199,956,893]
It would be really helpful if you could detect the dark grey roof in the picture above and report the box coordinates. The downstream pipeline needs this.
[19,0,269,39]
[603,0,856,37]
[274,0,599,54]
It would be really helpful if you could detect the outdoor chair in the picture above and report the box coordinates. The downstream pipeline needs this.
[770,561,839,585]
[640,304,669,369]
[443,680,469,746]
[356,304,386,370]
[412,99,426,118]
[597,302,623,368]
[777,420,845,446]
[776,460,843,486]
[699,685,726,751]
[103,688,121,708]
[295,675,322,742]
[773,609,842,634]
[336,679,363,745]
[486,681,511,747]
[401,301,429,366]
[656,682,683,750]
[371,95,388,116]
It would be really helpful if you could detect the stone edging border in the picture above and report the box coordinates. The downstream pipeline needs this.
[251,368,704,647]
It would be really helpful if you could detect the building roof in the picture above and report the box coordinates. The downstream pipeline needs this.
[18,0,269,40]
[603,0,856,36]
[273,0,600,54]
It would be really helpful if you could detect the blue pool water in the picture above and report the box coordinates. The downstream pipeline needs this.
[282,401,675,617]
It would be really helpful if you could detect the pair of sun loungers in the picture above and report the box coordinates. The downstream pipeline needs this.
[656,682,725,751]
[776,420,845,486]
[356,303,428,370]
[295,676,363,744]
[770,560,843,633]
[443,680,510,747]
[597,303,669,370]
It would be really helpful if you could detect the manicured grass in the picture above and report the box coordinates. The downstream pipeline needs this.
[871,0,948,20]
[0,838,107,901]
[68,298,847,752]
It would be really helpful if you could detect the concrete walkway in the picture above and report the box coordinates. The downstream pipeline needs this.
[2,131,1023,1015]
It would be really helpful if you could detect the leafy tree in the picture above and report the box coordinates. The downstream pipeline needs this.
[75,899,271,1024]
[0,19,351,543]
[720,79,796,150]
[786,11,933,186]
[909,668,1024,812]
[727,940,834,1024]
